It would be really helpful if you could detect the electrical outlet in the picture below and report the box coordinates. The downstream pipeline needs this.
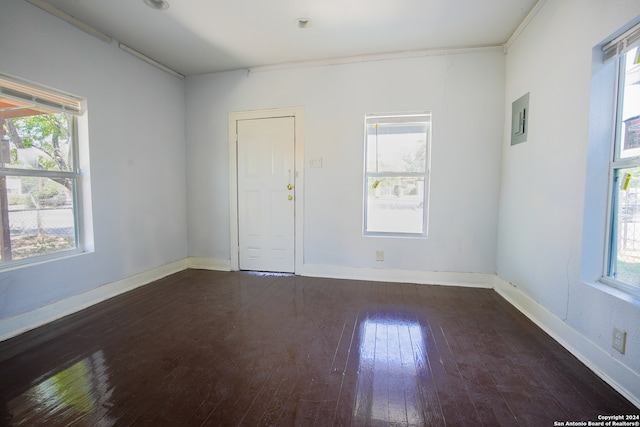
[376,250,384,262]
[612,327,626,354]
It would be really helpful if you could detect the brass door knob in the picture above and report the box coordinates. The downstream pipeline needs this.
[287,184,294,190]
[288,195,293,201]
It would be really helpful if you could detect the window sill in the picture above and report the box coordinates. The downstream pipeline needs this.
[363,232,428,239]
[0,249,88,273]
[585,278,640,308]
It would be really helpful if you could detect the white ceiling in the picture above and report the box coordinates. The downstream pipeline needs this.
[39,0,539,76]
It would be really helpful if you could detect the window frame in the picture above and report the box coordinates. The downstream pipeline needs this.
[0,73,85,268]
[362,112,431,238]
[602,30,640,298]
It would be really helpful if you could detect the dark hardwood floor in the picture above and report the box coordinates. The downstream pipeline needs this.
[0,270,637,426]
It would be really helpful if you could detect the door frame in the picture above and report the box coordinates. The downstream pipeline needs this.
[228,106,305,273]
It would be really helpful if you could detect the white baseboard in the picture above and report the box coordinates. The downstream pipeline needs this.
[493,275,640,409]
[300,263,495,288]
[187,257,231,271]
[0,258,188,342]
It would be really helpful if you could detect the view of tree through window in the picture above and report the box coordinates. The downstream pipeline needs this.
[0,85,81,263]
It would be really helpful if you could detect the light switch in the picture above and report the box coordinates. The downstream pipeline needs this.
[309,157,323,168]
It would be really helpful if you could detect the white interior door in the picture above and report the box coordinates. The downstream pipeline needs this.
[237,116,295,272]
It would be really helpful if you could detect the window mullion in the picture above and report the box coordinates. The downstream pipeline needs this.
[0,169,77,179]
[610,158,640,170]
[366,172,426,178]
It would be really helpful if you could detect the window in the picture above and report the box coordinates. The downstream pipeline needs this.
[604,24,640,294]
[0,74,86,265]
[363,112,430,237]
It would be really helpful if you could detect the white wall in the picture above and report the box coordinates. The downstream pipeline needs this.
[497,0,640,402]
[186,50,505,278]
[2,0,639,407]
[0,0,187,324]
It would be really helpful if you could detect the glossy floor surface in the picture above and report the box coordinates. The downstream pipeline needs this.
[0,270,637,426]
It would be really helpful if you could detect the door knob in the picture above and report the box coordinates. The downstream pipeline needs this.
[288,195,293,201]
[287,184,294,190]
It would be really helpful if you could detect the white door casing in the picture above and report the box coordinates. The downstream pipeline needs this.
[228,107,304,273]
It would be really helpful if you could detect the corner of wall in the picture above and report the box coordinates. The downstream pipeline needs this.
[493,275,640,409]
[187,257,232,271]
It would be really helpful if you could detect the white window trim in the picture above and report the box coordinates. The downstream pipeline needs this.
[362,112,431,238]
[0,73,86,268]
[601,23,640,298]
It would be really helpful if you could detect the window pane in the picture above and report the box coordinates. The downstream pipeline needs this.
[618,47,640,159]
[366,176,424,234]
[364,113,430,236]
[610,166,640,286]
[0,107,74,172]
[1,176,76,262]
[366,123,427,173]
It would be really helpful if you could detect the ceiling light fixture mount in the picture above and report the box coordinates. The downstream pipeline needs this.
[143,0,169,10]
[295,18,312,29]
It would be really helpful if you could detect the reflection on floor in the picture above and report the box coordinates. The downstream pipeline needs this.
[354,317,427,425]
[7,351,115,425]
[0,270,637,426]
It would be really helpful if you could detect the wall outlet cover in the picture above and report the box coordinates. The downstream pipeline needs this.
[612,327,626,354]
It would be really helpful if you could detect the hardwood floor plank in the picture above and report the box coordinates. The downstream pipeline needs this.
[330,307,362,427]
[399,283,445,427]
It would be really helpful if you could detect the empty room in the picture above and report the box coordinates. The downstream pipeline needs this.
[1,0,640,425]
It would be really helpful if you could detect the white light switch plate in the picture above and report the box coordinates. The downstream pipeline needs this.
[309,157,323,168]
